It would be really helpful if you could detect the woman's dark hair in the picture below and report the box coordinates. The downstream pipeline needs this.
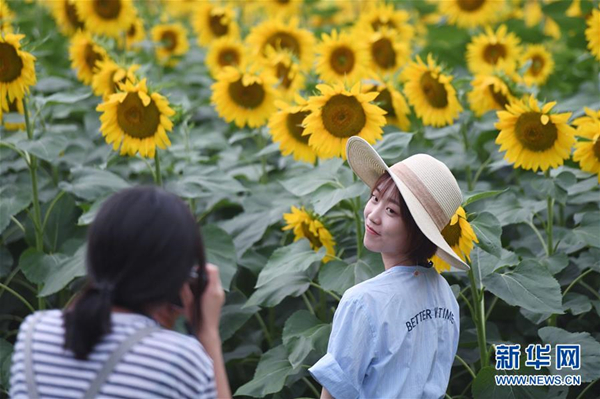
[64,186,206,360]
[372,172,438,266]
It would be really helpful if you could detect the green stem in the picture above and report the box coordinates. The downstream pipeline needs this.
[24,99,43,253]
[485,296,499,321]
[468,268,488,369]
[563,269,594,297]
[455,354,477,379]
[525,220,549,255]
[544,170,554,256]
[302,293,315,315]
[579,281,600,301]
[302,377,320,398]
[154,150,162,186]
[0,283,35,313]
[472,156,492,188]
[576,379,598,399]
[254,312,273,346]
[352,199,363,259]
[10,216,26,233]
[41,191,65,233]
[460,124,473,191]
[310,282,341,302]
[458,292,476,319]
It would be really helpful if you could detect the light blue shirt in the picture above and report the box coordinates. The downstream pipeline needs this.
[309,265,460,399]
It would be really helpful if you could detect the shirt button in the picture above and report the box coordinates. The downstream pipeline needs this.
[414,271,419,276]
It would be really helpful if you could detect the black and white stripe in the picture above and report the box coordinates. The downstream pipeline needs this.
[9,310,216,398]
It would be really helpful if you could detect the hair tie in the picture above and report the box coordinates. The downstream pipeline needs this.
[91,281,115,295]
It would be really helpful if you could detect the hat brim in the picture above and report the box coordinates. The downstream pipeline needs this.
[346,136,470,272]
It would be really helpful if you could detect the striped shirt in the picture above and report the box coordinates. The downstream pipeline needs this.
[9,310,216,399]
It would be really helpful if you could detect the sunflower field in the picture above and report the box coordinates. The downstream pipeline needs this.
[1,0,600,398]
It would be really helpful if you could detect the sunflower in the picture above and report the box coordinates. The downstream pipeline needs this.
[96,79,175,159]
[151,23,189,67]
[268,97,316,164]
[211,67,277,128]
[586,8,600,61]
[495,95,575,172]
[91,60,139,100]
[523,0,543,27]
[566,0,582,18]
[1,98,25,131]
[315,29,369,85]
[401,54,463,127]
[303,82,386,160]
[282,206,336,263]
[543,17,561,40]
[246,18,315,71]
[363,80,411,131]
[193,3,239,47]
[431,207,478,273]
[261,48,305,101]
[467,75,515,117]
[519,44,554,86]
[367,27,411,77]
[205,37,246,78]
[1,0,14,34]
[466,25,522,75]
[0,34,37,113]
[263,0,302,18]
[69,30,108,85]
[356,2,414,43]
[75,0,136,39]
[122,17,145,50]
[572,108,600,183]
[164,0,200,18]
[49,0,84,36]
[437,0,502,28]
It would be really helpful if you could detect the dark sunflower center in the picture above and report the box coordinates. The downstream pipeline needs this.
[457,0,485,11]
[419,72,449,109]
[371,19,396,31]
[322,94,366,138]
[483,44,506,65]
[0,42,23,83]
[117,92,161,139]
[441,221,462,247]
[84,44,103,71]
[93,0,121,20]
[371,38,396,69]
[228,78,266,109]
[514,112,558,152]
[275,62,293,89]
[286,110,310,144]
[488,85,509,108]
[66,1,84,29]
[277,0,291,3]
[265,32,300,57]
[330,46,355,74]
[529,55,544,76]
[161,31,178,51]
[217,48,240,67]
[376,89,396,118]
[301,223,322,249]
[594,138,600,162]
[209,12,229,37]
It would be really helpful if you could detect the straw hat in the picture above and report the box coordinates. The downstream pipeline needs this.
[346,136,470,272]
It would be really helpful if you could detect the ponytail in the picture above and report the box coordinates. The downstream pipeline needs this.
[64,282,114,360]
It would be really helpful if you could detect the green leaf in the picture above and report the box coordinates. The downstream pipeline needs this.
[278,159,344,197]
[220,209,278,259]
[244,241,325,308]
[0,338,13,390]
[59,167,130,202]
[472,365,547,399]
[16,134,68,163]
[463,189,509,208]
[0,185,32,235]
[471,247,519,290]
[539,253,569,276]
[572,212,600,249]
[166,172,248,199]
[19,249,66,285]
[483,259,564,314]
[491,192,545,226]
[311,182,366,216]
[282,310,331,368]
[220,291,259,342]
[77,196,109,226]
[562,293,592,316]
[372,132,412,162]
[234,345,299,397]
[203,224,237,291]
[539,327,600,383]
[40,91,91,106]
[471,212,503,257]
[39,244,86,297]
[318,252,384,296]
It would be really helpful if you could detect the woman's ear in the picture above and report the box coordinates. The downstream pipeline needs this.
[148,302,183,329]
